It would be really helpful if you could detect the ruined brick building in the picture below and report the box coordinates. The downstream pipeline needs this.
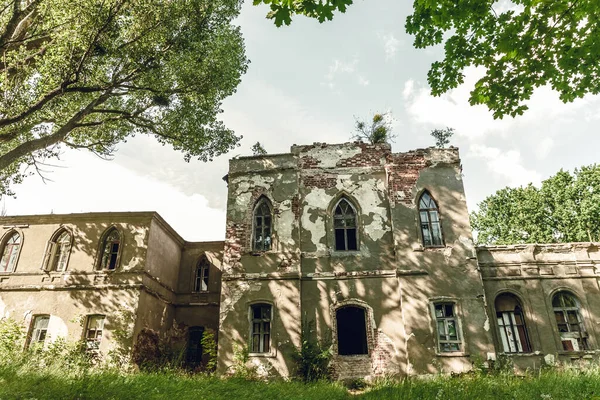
[0,142,599,378]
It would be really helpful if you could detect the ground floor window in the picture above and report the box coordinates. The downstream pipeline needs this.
[434,303,462,352]
[553,291,589,351]
[85,315,105,351]
[251,304,271,353]
[495,293,531,353]
[29,315,50,349]
[336,306,368,355]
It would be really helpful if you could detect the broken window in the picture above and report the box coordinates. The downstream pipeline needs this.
[29,315,50,348]
[336,306,368,355]
[42,230,72,272]
[85,315,105,351]
[99,228,121,270]
[552,292,589,351]
[253,198,272,251]
[495,293,531,353]
[250,303,271,353]
[186,326,204,366]
[334,198,358,251]
[194,257,210,292]
[419,191,443,247]
[0,231,21,273]
[434,303,461,352]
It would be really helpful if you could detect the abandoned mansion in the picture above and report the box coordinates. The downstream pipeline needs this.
[1,142,599,379]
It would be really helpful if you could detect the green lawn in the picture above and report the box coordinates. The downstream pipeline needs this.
[2,367,600,400]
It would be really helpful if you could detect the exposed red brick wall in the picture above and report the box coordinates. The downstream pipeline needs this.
[301,174,337,189]
[386,151,430,206]
[300,155,320,169]
[336,143,390,168]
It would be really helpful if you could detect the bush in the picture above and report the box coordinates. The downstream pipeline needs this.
[292,320,332,382]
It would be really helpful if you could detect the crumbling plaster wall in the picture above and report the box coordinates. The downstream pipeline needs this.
[478,243,600,369]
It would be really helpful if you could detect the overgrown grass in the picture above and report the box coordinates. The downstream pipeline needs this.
[2,364,600,400]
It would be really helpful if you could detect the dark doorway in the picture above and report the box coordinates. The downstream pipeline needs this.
[186,326,204,367]
[336,306,368,355]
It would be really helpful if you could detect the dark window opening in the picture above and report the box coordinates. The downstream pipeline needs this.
[495,293,531,353]
[336,306,368,355]
[251,304,271,353]
[186,326,204,366]
[334,199,358,251]
[253,199,272,251]
[100,229,121,270]
[419,192,443,247]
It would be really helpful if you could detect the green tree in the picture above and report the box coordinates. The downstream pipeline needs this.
[257,0,600,119]
[471,165,600,245]
[430,127,455,148]
[0,0,248,195]
[351,112,395,144]
[251,141,267,156]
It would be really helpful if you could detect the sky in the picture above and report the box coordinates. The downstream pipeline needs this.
[4,0,600,241]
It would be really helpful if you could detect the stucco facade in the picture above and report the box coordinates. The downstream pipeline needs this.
[1,142,599,378]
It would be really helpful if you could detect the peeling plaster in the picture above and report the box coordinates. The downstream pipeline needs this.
[306,147,362,168]
[302,188,328,252]
[277,199,296,246]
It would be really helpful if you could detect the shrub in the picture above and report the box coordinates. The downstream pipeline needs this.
[292,320,332,382]
[201,329,218,372]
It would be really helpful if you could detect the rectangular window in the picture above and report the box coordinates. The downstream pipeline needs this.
[434,303,462,352]
[85,315,105,350]
[251,304,271,353]
[497,311,531,353]
[29,315,50,348]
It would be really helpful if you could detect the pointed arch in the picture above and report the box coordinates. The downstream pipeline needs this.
[252,196,273,251]
[332,196,359,251]
[97,226,122,271]
[0,229,22,273]
[193,254,210,292]
[418,190,444,247]
[42,227,73,272]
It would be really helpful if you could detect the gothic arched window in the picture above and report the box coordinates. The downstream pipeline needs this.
[253,198,272,251]
[194,257,210,292]
[419,191,443,247]
[98,228,121,270]
[0,231,21,272]
[552,291,589,351]
[495,293,532,353]
[334,198,358,251]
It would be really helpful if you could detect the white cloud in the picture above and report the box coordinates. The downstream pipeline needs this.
[322,57,369,88]
[402,79,414,100]
[469,144,542,187]
[378,32,401,60]
[535,137,554,160]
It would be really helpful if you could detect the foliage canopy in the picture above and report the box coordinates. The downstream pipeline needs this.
[351,113,394,144]
[256,0,600,119]
[0,0,248,195]
[471,165,600,245]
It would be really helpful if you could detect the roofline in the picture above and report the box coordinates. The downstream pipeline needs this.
[476,242,600,251]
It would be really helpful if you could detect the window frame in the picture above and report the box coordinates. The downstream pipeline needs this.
[418,191,444,248]
[252,197,273,252]
[552,291,590,352]
[27,314,50,349]
[96,227,122,271]
[193,257,210,293]
[84,314,105,351]
[249,303,273,356]
[430,301,464,354]
[0,230,22,273]
[42,228,73,273]
[332,197,359,252]
[494,293,532,354]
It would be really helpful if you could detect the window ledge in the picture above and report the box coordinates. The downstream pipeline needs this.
[436,352,469,357]
[248,352,276,358]
[330,250,362,258]
[557,350,597,356]
[249,251,277,256]
[498,352,539,357]
[336,354,370,359]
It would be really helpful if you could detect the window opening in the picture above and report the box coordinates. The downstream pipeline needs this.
[186,326,204,366]
[53,231,71,272]
[194,258,210,292]
[336,306,368,355]
[100,229,120,270]
[0,232,21,272]
[334,198,358,251]
[250,304,271,353]
[419,192,443,246]
[495,294,531,353]
[85,315,105,351]
[434,303,461,352]
[29,315,50,348]
[253,200,272,251]
[552,292,589,351]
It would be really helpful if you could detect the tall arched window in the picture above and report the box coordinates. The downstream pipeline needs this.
[253,198,272,251]
[194,257,210,292]
[419,191,443,247]
[42,229,72,272]
[98,228,121,270]
[495,293,531,353]
[334,198,358,251]
[552,291,589,351]
[0,231,21,272]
